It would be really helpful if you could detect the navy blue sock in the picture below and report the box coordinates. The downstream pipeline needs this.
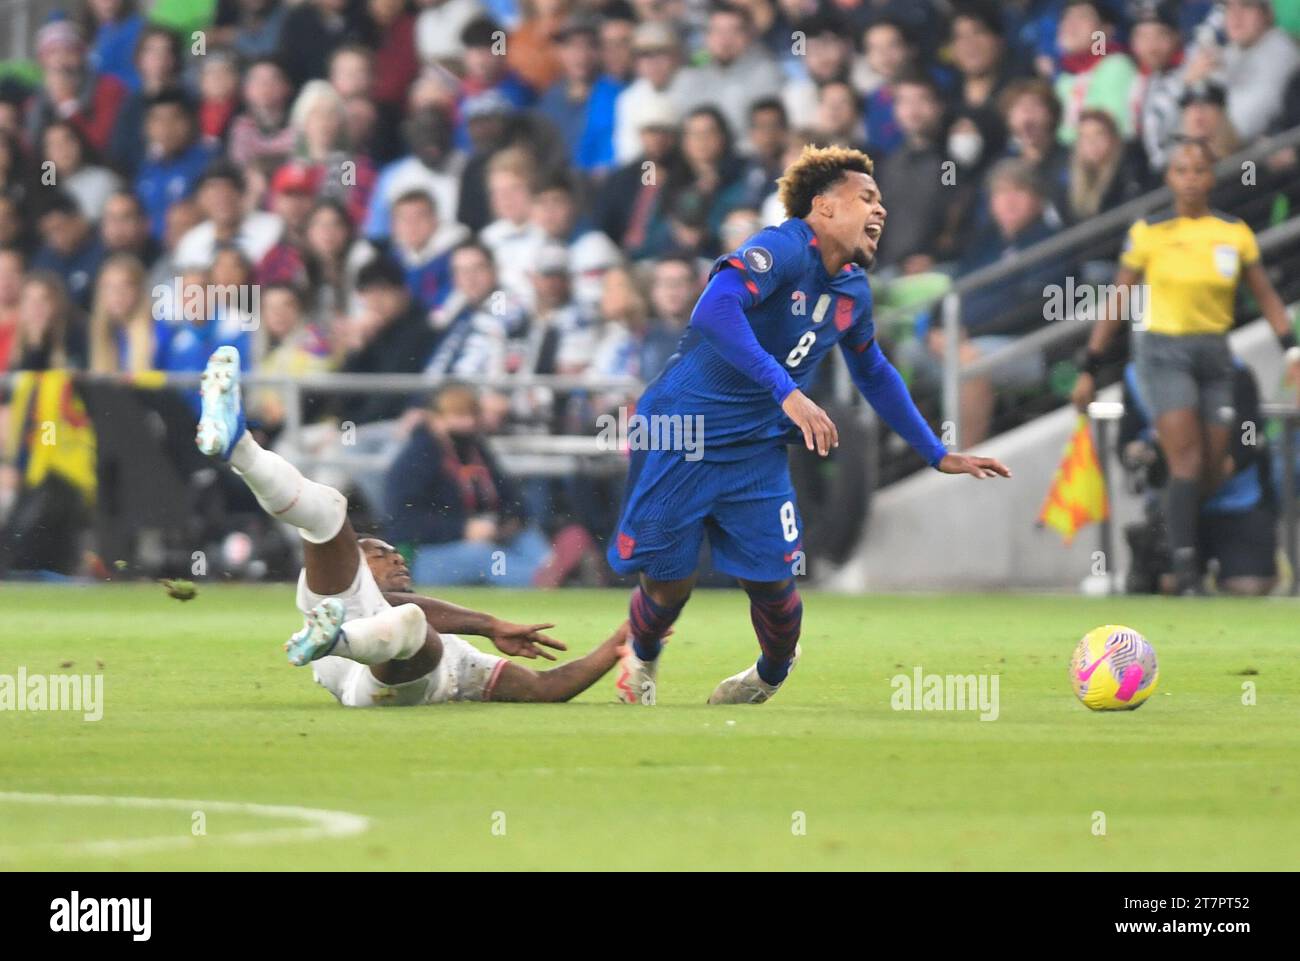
[629,585,685,661]
[749,582,802,685]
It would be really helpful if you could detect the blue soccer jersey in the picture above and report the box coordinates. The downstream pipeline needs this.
[640,217,875,461]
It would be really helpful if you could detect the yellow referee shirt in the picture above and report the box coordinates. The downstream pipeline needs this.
[1118,211,1260,336]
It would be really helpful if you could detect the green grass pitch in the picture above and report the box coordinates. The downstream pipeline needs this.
[2,584,1298,870]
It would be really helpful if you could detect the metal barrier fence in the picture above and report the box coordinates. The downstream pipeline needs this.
[0,370,645,478]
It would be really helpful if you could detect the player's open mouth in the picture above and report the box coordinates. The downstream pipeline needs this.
[863,223,882,243]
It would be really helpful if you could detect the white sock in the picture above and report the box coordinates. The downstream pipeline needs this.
[229,432,347,544]
[335,603,428,665]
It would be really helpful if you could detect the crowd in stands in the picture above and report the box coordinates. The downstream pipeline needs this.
[3,0,1300,581]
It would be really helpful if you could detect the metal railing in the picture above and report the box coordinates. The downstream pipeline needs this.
[1,369,644,477]
[919,123,1300,449]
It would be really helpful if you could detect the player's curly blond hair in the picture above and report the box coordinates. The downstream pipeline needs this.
[776,144,875,219]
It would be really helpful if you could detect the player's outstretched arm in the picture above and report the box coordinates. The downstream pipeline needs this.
[382,592,567,660]
[489,624,631,703]
[840,339,1011,478]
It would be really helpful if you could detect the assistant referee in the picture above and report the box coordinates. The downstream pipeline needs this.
[1072,137,1300,595]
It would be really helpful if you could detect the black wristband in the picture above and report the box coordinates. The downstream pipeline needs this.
[1278,330,1298,352]
[1079,350,1103,378]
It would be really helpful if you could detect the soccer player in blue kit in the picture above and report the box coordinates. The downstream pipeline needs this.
[607,145,1012,705]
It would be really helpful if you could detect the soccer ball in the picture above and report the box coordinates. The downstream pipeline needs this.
[1070,625,1159,711]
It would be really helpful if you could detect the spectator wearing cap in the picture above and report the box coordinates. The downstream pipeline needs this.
[1130,0,1187,180]
[1183,0,1300,142]
[387,188,469,311]
[277,0,368,87]
[512,241,598,400]
[479,147,548,310]
[227,57,297,169]
[30,190,106,310]
[780,13,854,131]
[173,161,285,268]
[82,0,145,92]
[681,3,783,140]
[416,0,489,66]
[197,49,241,146]
[253,163,323,286]
[537,16,604,167]
[133,91,218,240]
[595,93,680,249]
[425,240,518,378]
[1178,79,1241,161]
[506,0,570,95]
[1051,0,1138,145]
[288,79,377,228]
[107,25,182,175]
[26,20,128,158]
[364,107,467,242]
[612,20,696,166]
[568,229,622,314]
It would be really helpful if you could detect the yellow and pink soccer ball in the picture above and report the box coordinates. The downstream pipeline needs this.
[1070,625,1159,711]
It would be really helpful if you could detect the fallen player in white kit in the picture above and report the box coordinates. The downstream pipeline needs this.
[194,346,627,706]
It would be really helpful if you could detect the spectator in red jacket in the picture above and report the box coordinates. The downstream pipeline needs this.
[26,20,127,158]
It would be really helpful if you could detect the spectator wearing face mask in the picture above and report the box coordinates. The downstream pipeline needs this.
[944,1,1021,151]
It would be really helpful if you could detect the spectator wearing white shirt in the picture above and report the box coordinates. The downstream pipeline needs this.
[479,147,548,310]
[1182,0,1300,142]
[173,162,284,269]
[425,240,520,378]
[613,21,697,165]
[679,3,783,140]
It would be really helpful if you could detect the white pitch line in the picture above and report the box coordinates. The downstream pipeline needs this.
[0,792,370,857]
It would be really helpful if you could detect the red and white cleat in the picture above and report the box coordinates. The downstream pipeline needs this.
[615,643,658,705]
